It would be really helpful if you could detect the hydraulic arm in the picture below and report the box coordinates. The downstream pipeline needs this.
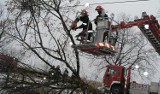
[112,12,160,55]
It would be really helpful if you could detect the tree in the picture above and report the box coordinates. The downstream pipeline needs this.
[0,5,13,49]
[2,0,102,93]
[6,0,79,77]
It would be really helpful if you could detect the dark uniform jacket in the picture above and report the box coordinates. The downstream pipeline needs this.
[76,15,92,30]
[94,14,108,25]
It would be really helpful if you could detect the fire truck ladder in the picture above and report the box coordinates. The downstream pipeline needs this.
[138,15,160,55]
[117,12,160,55]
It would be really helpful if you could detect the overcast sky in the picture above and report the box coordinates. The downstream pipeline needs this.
[79,0,160,18]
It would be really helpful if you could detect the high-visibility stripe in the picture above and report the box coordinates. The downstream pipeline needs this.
[106,43,109,48]
[99,43,104,46]
[113,47,116,51]
[95,42,116,52]
[95,43,99,46]
[111,45,114,50]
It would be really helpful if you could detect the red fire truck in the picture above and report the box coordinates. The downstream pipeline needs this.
[102,65,131,94]
[102,64,160,94]
[71,11,160,94]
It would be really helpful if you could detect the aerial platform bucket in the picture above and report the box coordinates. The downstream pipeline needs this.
[72,42,116,56]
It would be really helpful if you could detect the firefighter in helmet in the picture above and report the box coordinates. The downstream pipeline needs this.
[94,5,108,25]
[94,6,117,46]
[74,9,92,42]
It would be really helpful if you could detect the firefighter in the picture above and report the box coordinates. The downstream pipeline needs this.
[54,65,61,83]
[49,65,55,79]
[74,9,92,42]
[63,68,69,83]
[94,5,108,25]
[94,5,109,43]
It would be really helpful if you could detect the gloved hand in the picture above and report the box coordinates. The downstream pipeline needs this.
[74,27,79,31]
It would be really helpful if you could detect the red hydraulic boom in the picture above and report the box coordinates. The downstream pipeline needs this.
[112,12,160,55]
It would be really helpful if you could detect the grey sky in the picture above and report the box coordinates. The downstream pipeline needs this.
[79,0,160,17]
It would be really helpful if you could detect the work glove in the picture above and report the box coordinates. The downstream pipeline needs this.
[74,27,79,31]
